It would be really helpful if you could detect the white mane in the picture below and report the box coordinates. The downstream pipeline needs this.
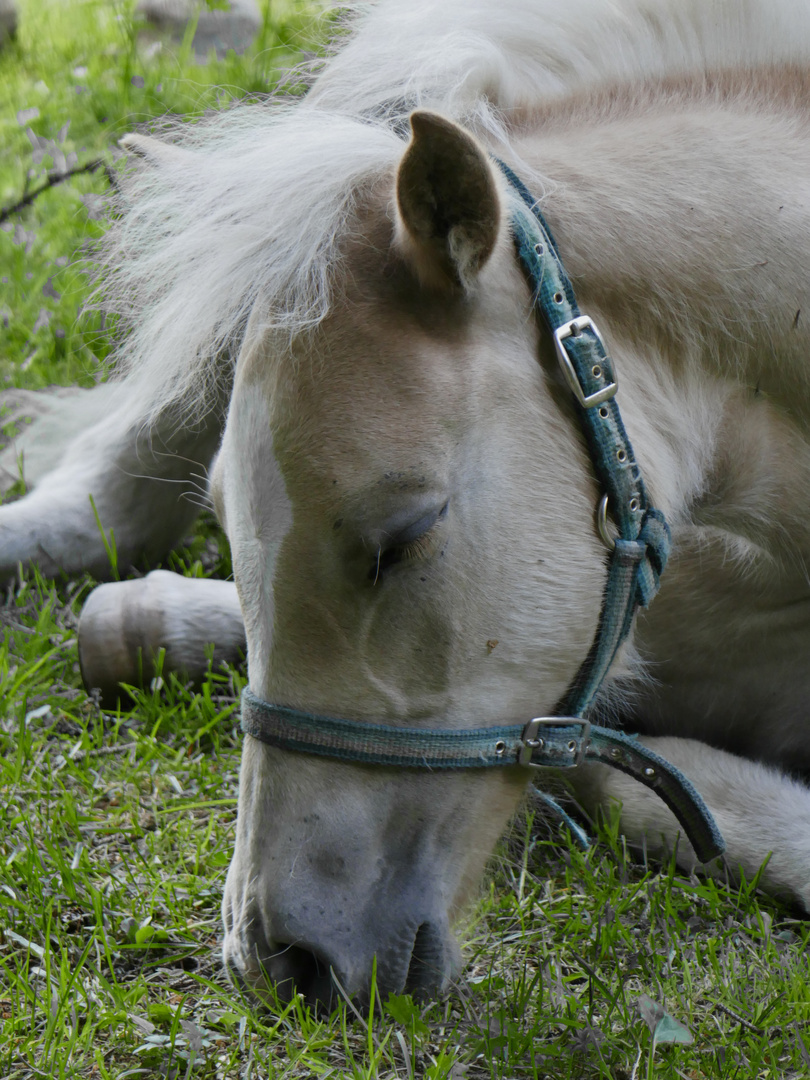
[100,0,810,420]
[313,0,810,125]
[101,109,403,419]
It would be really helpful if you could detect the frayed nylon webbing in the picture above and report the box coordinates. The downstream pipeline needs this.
[241,690,725,863]
[497,160,672,717]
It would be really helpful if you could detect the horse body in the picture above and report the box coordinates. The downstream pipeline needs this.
[4,0,810,1007]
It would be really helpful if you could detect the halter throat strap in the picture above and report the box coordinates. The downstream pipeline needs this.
[239,164,725,866]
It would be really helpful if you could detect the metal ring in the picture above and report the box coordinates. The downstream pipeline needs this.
[495,740,506,756]
[597,494,617,551]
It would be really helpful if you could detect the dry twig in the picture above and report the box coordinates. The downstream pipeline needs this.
[0,159,105,224]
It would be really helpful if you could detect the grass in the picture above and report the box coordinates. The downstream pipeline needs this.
[2,2,810,1078]
[0,0,324,393]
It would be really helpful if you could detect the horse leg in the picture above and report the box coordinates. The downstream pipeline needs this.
[0,384,131,494]
[0,385,223,580]
[78,571,245,706]
[567,735,810,911]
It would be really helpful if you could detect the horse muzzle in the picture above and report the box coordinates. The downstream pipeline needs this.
[222,894,461,1011]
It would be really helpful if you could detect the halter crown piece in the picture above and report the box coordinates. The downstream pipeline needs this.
[240,164,725,866]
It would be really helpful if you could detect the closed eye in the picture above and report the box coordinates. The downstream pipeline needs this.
[370,500,448,582]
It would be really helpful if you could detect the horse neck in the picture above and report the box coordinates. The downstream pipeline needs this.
[513,82,810,543]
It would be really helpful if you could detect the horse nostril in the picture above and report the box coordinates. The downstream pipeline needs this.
[266,942,336,1010]
[404,922,445,999]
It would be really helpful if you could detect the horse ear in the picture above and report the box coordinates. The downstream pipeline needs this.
[119,133,193,167]
[396,111,503,289]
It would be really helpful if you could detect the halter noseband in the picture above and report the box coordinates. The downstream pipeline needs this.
[239,164,725,866]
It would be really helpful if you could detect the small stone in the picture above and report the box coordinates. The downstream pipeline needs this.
[0,0,17,44]
[32,308,52,334]
[137,0,261,57]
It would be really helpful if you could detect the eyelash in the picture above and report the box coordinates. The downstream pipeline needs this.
[370,523,443,582]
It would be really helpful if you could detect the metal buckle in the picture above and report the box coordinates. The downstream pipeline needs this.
[518,717,592,767]
[553,316,618,408]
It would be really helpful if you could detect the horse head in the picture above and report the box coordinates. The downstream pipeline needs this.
[213,112,610,1007]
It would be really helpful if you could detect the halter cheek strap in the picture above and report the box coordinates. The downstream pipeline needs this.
[239,164,726,867]
[497,160,671,717]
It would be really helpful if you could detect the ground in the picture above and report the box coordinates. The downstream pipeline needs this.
[2,2,810,1077]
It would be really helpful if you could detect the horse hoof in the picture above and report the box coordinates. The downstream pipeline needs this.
[78,571,245,707]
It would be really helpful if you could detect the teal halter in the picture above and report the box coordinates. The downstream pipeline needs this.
[240,166,725,866]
